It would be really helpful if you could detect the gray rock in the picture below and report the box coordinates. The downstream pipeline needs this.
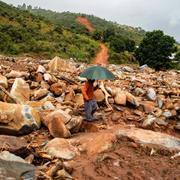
[163,110,173,118]
[37,65,46,74]
[0,151,35,180]
[147,88,157,101]
[142,115,156,128]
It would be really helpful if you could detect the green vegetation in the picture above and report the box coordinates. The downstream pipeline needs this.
[28,7,145,45]
[0,1,99,62]
[23,6,145,64]
[135,30,177,70]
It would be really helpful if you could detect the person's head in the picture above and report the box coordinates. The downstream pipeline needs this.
[88,79,95,84]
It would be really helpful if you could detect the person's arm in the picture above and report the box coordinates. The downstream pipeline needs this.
[81,84,89,101]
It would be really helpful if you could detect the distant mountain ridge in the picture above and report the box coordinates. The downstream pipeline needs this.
[28,7,145,44]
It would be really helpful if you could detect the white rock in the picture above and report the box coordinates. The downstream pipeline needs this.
[37,65,46,73]
[10,78,30,104]
[147,88,156,101]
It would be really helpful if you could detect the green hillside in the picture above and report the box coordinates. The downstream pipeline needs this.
[0,1,99,62]
[28,8,145,44]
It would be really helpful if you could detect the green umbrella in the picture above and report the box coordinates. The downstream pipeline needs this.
[80,65,115,80]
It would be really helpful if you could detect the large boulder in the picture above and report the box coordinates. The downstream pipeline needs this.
[10,78,30,104]
[114,91,126,105]
[6,70,29,78]
[0,151,35,180]
[41,110,71,138]
[0,135,27,155]
[0,74,8,88]
[94,89,105,102]
[50,82,66,96]
[0,102,41,135]
[48,56,75,73]
[44,138,77,160]
[126,92,139,106]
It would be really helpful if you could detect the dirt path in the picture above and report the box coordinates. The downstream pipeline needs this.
[76,16,109,65]
[92,43,109,65]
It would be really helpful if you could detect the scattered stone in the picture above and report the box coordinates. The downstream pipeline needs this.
[134,87,145,96]
[142,115,156,128]
[10,78,30,104]
[163,110,175,118]
[30,81,39,89]
[6,70,29,78]
[164,99,174,109]
[50,82,66,96]
[66,116,83,133]
[126,92,139,106]
[155,119,168,126]
[157,96,164,108]
[147,88,156,101]
[122,66,133,72]
[33,88,49,100]
[44,138,77,160]
[34,72,43,82]
[0,75,8,88]
[37,65,46,74]
[111,112,121,122]
[140,101,155,113]
[74,94,84,107]
[57,169,73,179]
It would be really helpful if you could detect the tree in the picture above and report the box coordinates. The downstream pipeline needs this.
[124,39,135,52]
[175,51,180,62]
[135,30,176,70]
[109,36,126,53]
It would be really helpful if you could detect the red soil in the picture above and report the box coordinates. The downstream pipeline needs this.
[92,43,109,65]
[76,16,95,33]
[76,16,109,65]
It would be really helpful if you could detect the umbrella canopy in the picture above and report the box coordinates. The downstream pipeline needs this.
[80,65,115,80]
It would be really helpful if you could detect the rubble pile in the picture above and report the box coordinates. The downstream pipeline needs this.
[0,56,179,179]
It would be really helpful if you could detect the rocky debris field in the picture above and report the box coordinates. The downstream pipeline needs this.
[0,55,179,180]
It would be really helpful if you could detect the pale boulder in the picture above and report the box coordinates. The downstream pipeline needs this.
[0,74,8,88]
[94,89,105,102]
[32,88,49,100]
[48,56,75,73]
[6,70,29,78]
[0,102,41,135]
[74,94,84,107]
[114,91,126,105]
[10,78,30,104]
[44,138,77,160]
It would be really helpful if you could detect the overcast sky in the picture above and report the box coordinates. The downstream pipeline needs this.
[2,0,180,42]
